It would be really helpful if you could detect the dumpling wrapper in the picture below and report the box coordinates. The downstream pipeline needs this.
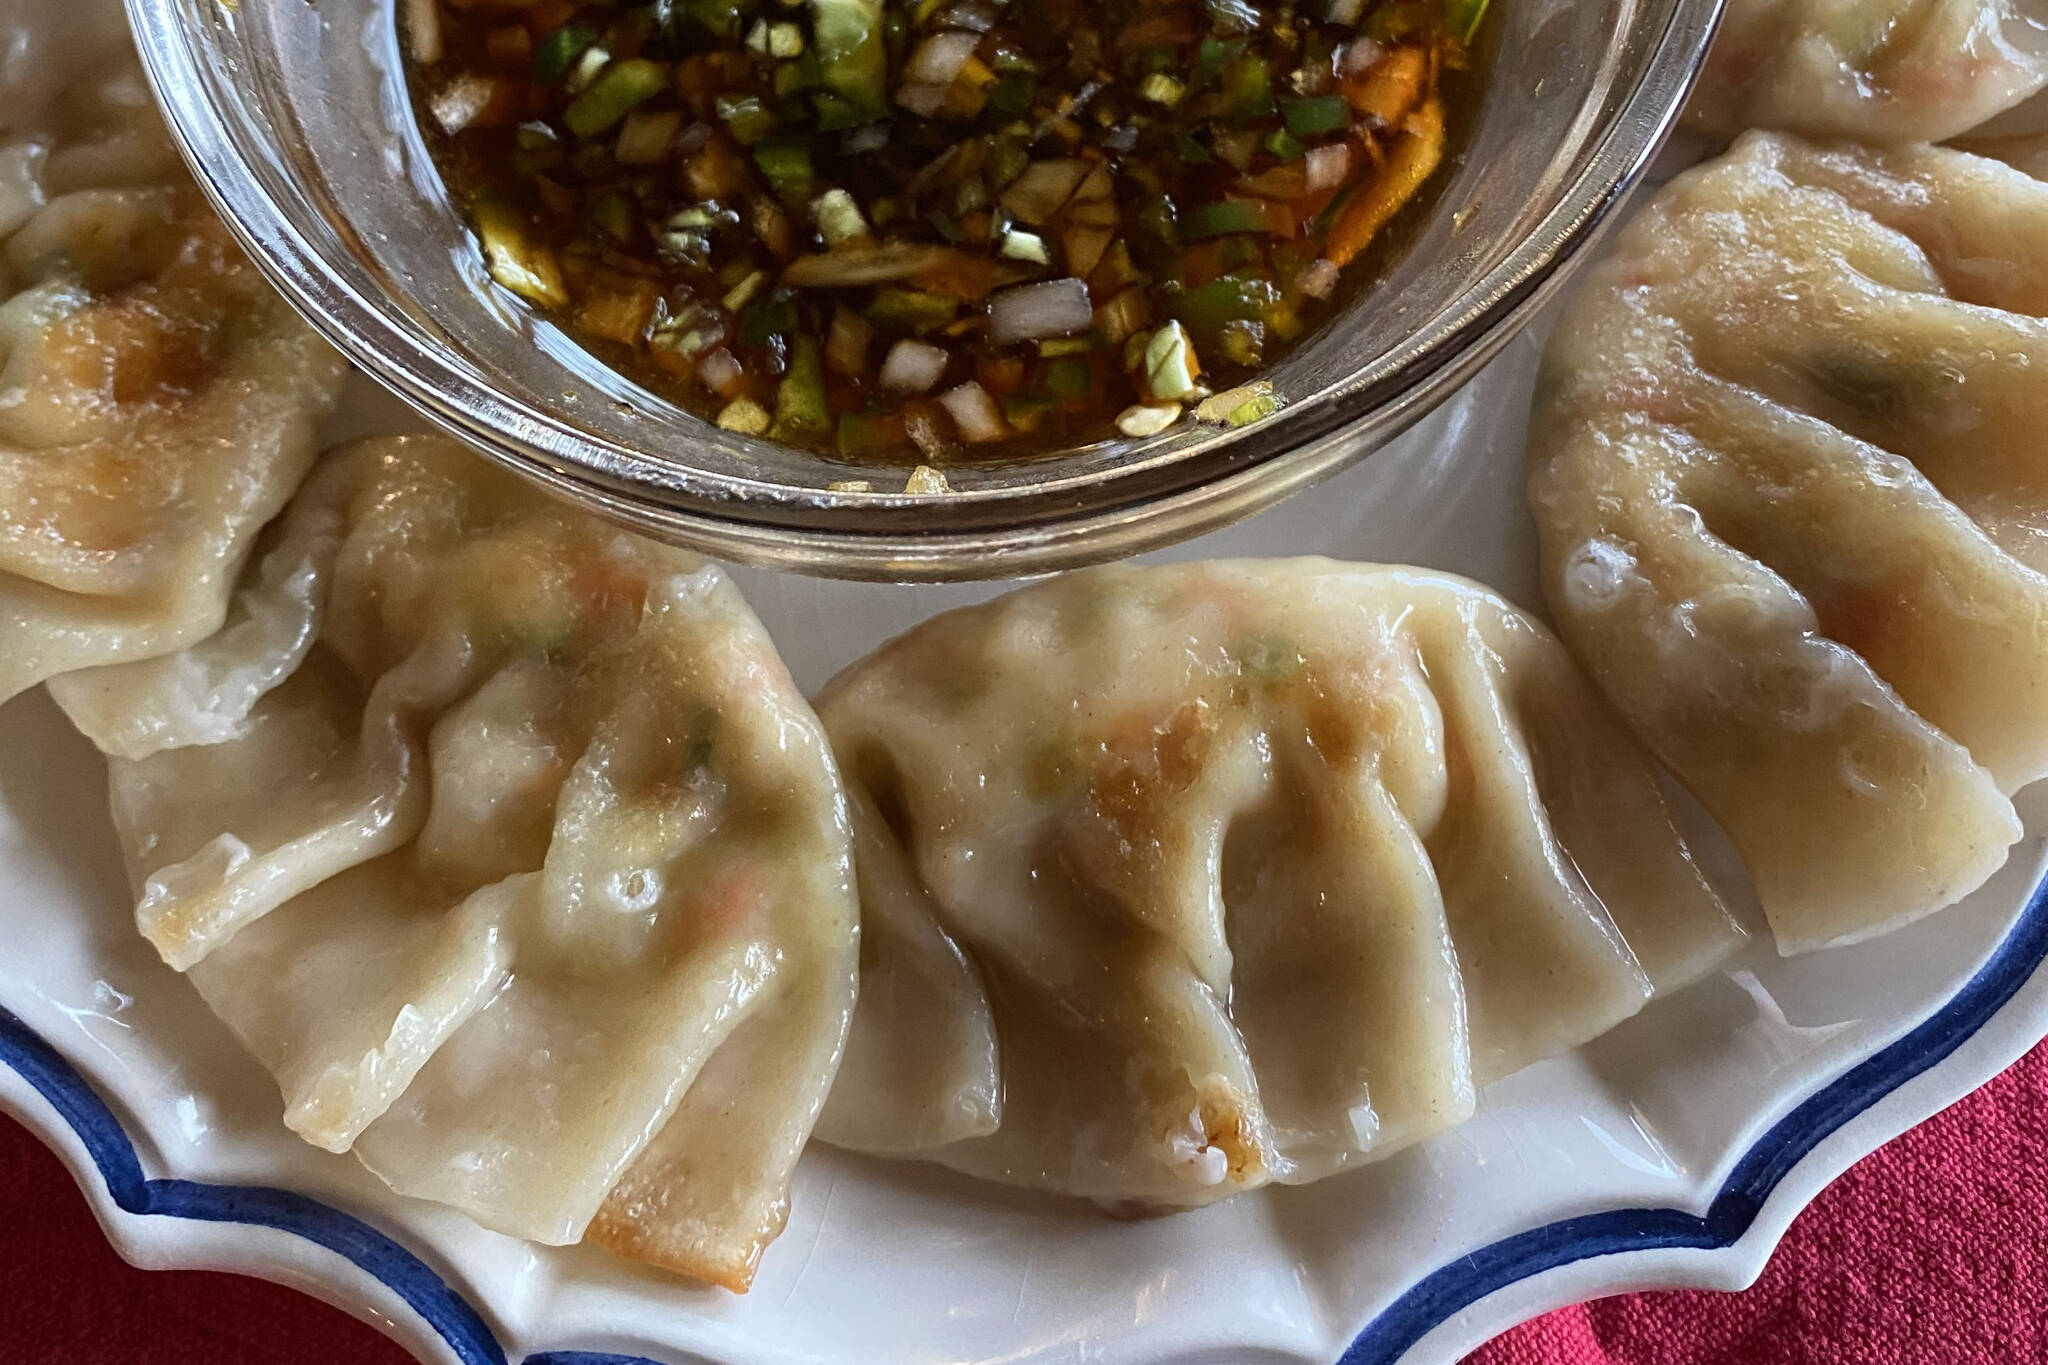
[1688,0,2048,144]
[53,436,859,1291]
[1527,130,2048,955]
[814,559,1744,1207]
[0,47,346,704]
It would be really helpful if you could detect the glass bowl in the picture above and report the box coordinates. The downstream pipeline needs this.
[124,0,1721,580]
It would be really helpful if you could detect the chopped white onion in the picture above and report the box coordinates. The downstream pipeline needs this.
[895,82,950,117]
[1116,402,1182,438]
[843,123,890,154]
[1305,143,1351,192]
[430,76,498,135]
[938,382,1009,443]
[880,338,951,393]
[906,29,982,86]
[1340,37,1386,78]
[674,121,714,158]
[1295,258,1341,299]
[986,277,1092,344]
[406,0,443,65]
[697,347,744,396]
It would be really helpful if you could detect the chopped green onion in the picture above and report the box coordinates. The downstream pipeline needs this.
[770,335,832,440]
[1194,36,1246,84]
[1216,53,1274,119]
[717,396,772,434]
[1180,198,1296,240]
[563,58,666,137]
[1447,0,1491,41]
[721,268,770,312]
[473,196,567,309]
[1263,128,1306,161]
[1197,380,1286,426]
[997,226,1051,264]
[1144,321,1200,401]
[740,290,799,343]
[866,287,960,334]
[752,137,816,204]
[1173,271,1282,346]
[716,93,780,144]
[1042,355,1093,398]
[811,0,888,124]
[589,188,637,243]
[1281,94,1351,135]
[985,73,1037,117]
[1139,74,1186,107]
[814,188,870,246]
[533,25,599,87]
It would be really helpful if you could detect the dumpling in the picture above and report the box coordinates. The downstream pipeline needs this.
[0,0,129,143]
[1688,0,2048,144]
[812,559,1744,1206]
[1526,130,2048,955]
[52,436,860,1291]
[0,44,347,704]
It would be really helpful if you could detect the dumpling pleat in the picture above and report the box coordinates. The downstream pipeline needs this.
[813,784,1001,1152]
[591,956,854,1291]
[1223,742,1472,1179]
[1504,618,1743,994]
[1417,610,1655,1083]
[187,864,518,1152]
[354,933,775,1247]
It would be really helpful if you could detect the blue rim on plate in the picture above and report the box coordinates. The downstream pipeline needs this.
[4,873,2046,1365]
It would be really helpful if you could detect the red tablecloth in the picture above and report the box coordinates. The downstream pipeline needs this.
[5,1042,2046,1364]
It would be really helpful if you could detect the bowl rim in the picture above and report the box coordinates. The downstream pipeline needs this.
[124,0,1726,579]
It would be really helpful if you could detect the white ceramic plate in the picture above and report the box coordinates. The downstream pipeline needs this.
[6,318,2048,1365]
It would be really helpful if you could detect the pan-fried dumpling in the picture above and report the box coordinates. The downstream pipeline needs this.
[1527,130,2048,955]
[813,560,1744,1206]
[0,48,347,704]
[1688,0,2048,144]
[53,436,859,1291]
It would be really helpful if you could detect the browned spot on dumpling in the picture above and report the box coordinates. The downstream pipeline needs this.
[44,201,267,415]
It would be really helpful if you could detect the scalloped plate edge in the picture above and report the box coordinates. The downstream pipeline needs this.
[4,871,2047,1365]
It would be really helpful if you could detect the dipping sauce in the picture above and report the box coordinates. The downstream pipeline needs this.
[409,0,1484,462]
